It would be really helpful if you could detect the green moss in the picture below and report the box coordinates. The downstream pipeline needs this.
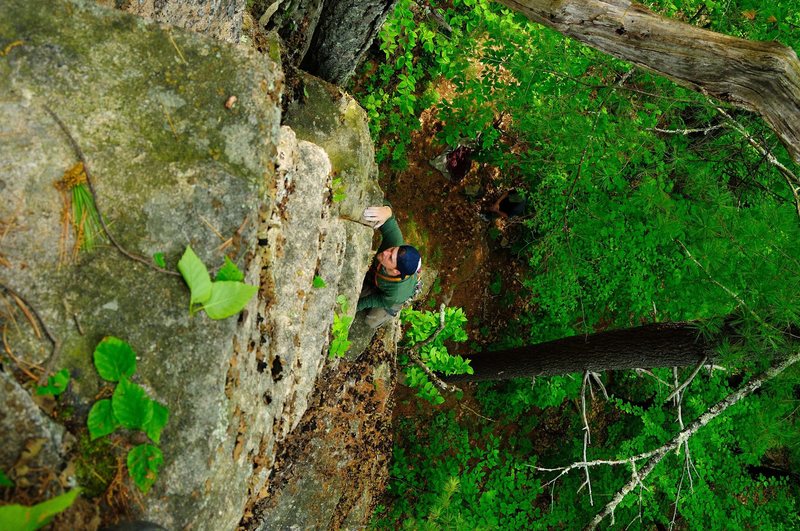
[74,434,118,497]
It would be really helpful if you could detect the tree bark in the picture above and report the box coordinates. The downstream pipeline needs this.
[496,0,800,163]
[445,322,713,382]
[301,0,398,85]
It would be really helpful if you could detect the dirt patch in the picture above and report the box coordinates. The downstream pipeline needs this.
[379,103,529,353]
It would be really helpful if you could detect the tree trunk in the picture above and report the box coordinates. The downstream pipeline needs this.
[445,322,713,382]
[301,0,398,85]
[497,0,800,163]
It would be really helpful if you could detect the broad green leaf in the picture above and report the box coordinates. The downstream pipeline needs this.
[0,488,80,531]
[93,337,136,382]
[177,245,212,306]
[0,469,12,488]
[215,256,245,282]
[35,369,70,396]
[312,275,327,289]
[127,444,163,494]
[144,401,170,444]
[87,399,119,440]
[202,281,258,320]
[112,377,153,430]
[153,252,166,268]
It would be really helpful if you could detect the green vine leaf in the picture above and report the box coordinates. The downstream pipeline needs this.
[202,281,258,320]
[215,256,245,282]
[93,337,137,382]
[127,444,163,494]
[0,487,80,531]
[87,399,120,440]
[144,401,170,444]
[35,369,70,396]
[312,275,327,289]
[112,377,153,430]
[177,245,212,309]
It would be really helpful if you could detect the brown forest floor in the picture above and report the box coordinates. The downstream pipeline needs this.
[378,106,529,356]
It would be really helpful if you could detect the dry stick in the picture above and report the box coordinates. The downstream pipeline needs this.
[579,371,594,506]
[404,304,462,395]
[665,356,708,403]
[339,216,378,230]
[650,124,725,136]
[0,283,57,383]
[583,350,800,531]
[634,367,671,388]
[43,105,181,277]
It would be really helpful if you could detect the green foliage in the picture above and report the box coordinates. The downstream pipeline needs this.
[126,444,164,494]
[399,307,472,404]
[152,252,166,268]
[177,245,257,319]
[373,411,543,529]
[0,488,80,531]
[112,377,154,430]
[0,469,13,488]
[87,399,119,440]
[215,256,245,282]
[312,275,327,289]
[331,177,347,203]
[366,0,800,527]
[93,336,136,382]
[85,337,170,492]
[329,295,353,359]
[35,369,70,396]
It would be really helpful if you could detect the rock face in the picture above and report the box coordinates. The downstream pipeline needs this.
[115,0,247,43]
[0,0,383,529]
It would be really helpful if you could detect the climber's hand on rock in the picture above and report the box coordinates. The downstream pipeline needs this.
[363,206,392,229]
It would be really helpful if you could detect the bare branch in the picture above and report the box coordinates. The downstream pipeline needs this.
[650,124,725,135]
[711,102,800,220]
[584,350,800,530]
[580,371,594,506]
[665,357,707,403]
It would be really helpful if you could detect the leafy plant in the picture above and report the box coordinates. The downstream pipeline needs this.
[35,369,70,396]
[399,307,472,404]
[0,469,13,488]
[152,252,166,268]
[312,275,327,289]
[177,246,258,320]
[331,177,347,203]
[328,295,353,359]
[85,336,169,493]
[0,488,80,531]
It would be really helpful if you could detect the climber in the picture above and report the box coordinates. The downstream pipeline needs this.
[357,205,421,328]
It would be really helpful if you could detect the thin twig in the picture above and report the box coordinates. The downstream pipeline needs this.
[580,371,594,506]
[43,105,180,277]
[339,216,378,229]
[650,124,725,135]
[711,101,800,221]
[0,283,58,383]
[583,350,800,530]
[666,357,708,403]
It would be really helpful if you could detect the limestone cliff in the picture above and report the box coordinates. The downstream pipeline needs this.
[0,0,388,528]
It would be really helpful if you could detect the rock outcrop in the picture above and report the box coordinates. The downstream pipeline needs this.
[0,0,385,529]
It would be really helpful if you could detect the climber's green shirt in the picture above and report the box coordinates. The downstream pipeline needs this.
[356,215,418,311]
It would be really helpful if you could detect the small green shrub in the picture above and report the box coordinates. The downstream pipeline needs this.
[177,246,257,320]
[0,469,13,488]
[85,336,169,493]
[399,306,472,404]
[35,369,70,397]
[329,295,353,359]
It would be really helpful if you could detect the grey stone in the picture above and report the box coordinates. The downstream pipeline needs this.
[116,0,247,43]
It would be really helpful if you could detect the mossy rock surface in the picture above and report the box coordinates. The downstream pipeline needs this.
[0,0,280,528]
